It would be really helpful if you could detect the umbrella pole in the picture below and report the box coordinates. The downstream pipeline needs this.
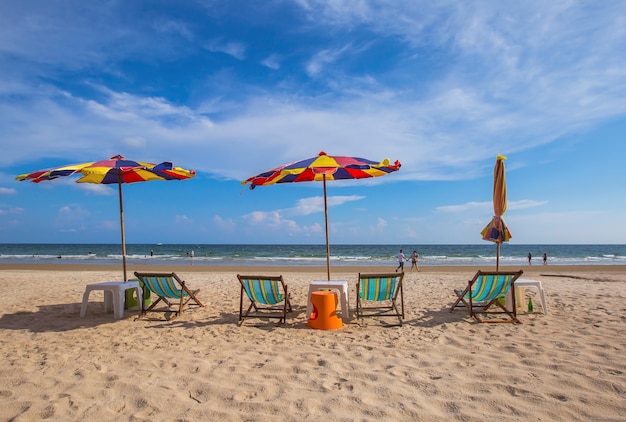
[323,175,331,280]
[117,174,128,282]
[496,243,500,272]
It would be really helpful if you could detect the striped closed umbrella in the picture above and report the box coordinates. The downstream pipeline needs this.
[17,155,195,280]
[243,151,401,279]
[480,154,512,271]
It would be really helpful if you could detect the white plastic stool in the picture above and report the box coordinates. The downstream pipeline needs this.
[515,279,548,314]
[306,280,350,320]
[80,281,142,319]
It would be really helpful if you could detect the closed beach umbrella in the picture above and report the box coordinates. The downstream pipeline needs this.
[480,154,512,271]
[242,151,401,280]
[16,155,195,281]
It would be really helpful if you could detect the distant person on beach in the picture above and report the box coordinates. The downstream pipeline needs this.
[543,252,547,265]
[150,250,154,257]
[528,252,532,265]
[396,250,407,272]
[410,250,419,272]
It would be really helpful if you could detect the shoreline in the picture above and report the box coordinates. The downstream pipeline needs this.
[1,262,625,275]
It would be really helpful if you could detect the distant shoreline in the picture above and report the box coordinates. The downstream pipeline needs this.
[2,262,625,275]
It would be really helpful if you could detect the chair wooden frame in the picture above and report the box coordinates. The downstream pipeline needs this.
[133,272,204,320]
[237,275,292,326]
[356,272,404,326]
[450,270,523,323]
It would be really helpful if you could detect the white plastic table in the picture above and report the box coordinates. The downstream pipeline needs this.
[80,281,142,319]
[515,278,548,314]
[306,280,350,320]
[504,278,548,314]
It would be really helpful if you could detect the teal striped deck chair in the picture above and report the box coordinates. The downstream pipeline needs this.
[134,272,204,320]
[356,273,404,326]
[450,270,523,323]
[237,275,292,326]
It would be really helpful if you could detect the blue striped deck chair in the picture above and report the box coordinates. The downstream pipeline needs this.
[450,270,523,323]
[134,272,204,320]
[356,273,404,326]
[237,275,292,326]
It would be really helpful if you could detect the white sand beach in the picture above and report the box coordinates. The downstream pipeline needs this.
[0,265,625,421]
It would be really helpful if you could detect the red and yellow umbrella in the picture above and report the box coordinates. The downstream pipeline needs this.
[17,155,195,280]
[243,151,401,279]
[480,154,512,271]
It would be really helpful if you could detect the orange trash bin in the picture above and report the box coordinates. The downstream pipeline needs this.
[307,291,343,330]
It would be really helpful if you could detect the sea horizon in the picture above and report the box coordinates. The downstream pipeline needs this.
[1,243,624,268]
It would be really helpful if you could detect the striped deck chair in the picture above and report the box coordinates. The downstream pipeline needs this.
[450,270,523,323]
[356,273,404,326]
[134,272,204,320]
[237,275,292,326]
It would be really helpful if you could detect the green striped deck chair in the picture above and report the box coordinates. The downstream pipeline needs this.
[134,272,204,320]
[237,275,292,326]
[450,270,523,323]
[356,273,404,326]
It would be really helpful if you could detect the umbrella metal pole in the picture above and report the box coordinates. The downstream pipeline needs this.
[117,174,128,282]
[323,175,331,280]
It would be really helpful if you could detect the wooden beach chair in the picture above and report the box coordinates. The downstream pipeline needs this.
[356,272,404,326]
[237,275,292,326]
[450,270,523,323]
[133,272,204,320]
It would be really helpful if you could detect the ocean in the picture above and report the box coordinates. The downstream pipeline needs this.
[0,243,624,267]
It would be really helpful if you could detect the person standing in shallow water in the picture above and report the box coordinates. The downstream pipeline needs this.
[410,250,419,272]
[396,250,407,272]
[543,252,547,265]
[528,252,532,265]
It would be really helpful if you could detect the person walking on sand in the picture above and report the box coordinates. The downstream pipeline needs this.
[396,249,407,272]
[410,250,419,272]
[528,252,532,265]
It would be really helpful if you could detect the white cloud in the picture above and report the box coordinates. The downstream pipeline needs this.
[100,220,118,231]
[175,214,192,223]
[261,54,281,70]
[290,195,365,216]
[437,199,547,213]
[153,18,193,40]
[508,200,549,210]
[123,136,147,149]
[54,204,90,232]
[240,194,368,238]
[306,44,352,77]
[76,183,114,196]
[0,206,23,215]
[0,187,17,195]
[436,201,490,213]
[213,215,236,231]
[243,210,299,231]
[205,38,246,60]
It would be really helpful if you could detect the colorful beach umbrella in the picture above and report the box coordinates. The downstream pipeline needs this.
[16,155,195,281]
[480,154,512,271]
[242,151,401,279]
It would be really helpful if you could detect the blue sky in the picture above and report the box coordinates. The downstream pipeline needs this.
[1,1,625,246]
